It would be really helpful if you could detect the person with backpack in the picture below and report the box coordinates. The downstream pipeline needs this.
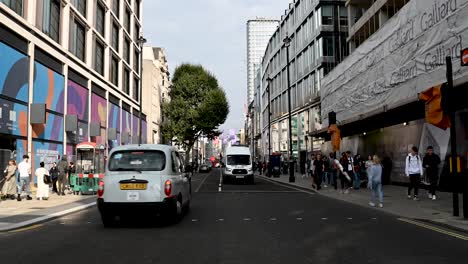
[423,146,441,200]
[368,155,384,208]
[405,146,423,200]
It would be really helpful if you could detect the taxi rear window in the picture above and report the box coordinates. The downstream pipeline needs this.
[108,150,166,171]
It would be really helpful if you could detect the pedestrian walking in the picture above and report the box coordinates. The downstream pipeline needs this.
[17,155,32,201]
[49,162,59,194]
[353,154,362,189]
[405,146,423,200]
[368,155,383,208]
[328,153,338,190]
[67,161,76,193]
[35,162,50,200]
[342,151,356,192]
[322,155,330,187]
[1,159,17,200]
[337,153,352,193]
[423,146,441,200]
[58,155,68,196]
[313,154,325,190]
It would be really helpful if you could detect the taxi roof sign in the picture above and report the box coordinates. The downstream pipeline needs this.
[461,48,468,66]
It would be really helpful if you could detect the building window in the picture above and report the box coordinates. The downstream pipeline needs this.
[1,0,23,16]
[322,36,334,57]
[94,39,104,75]
[321,6,333,26]
[134,24,139,42]
[110,55,118,85]
[70,18,86,61]
[134,49,139,73]
[123,37,130,62]
[71,0,86,18]
[339,6,348,27]
[134,0,140,19]
[95,1,105,36]
[123,68,130,94]
[37,0,61,43]
[112,0,119,17]
[133,76,139,101]
[124,7,130,33]
[111,21,119,51]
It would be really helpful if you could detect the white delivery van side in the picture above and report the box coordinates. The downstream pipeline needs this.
[223,146,254,184]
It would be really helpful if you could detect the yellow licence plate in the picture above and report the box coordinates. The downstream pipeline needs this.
[120,183,147,190]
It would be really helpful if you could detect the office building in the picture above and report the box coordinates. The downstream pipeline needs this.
[142,46,170,144]
[318,0,468,184]
[247,18,279,103]
[259,0,348,162]
[0,0,145,170]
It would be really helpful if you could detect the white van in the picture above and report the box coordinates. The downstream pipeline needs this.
[223,146,254,184]
[97,144,191,227]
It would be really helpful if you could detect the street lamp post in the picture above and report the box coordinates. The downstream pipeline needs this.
[284,33,295,183]
[137,35,147,146]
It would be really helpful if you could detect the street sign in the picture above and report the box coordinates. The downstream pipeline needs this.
[461,48,468,66]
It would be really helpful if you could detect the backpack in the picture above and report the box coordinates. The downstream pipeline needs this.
[407,155,419,164]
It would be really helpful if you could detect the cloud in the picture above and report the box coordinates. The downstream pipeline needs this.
[143,0,289,132]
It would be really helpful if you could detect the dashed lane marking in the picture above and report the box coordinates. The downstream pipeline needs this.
[195,172,212,193]
[321,218,328,220]
[397,218,468,241]
[347,218,353,220]
[270,218,277,221]
[296,218,303,221]
[191,219,198,222]
[218,219,224,222]
[243,218,251,221]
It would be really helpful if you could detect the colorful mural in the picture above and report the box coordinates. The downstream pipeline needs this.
[108,103,121,148]
[91,93,107,127]
[67,80,88,121]
[32,62,65,142]
[142,120,147,144]
[122,109,131,134]
[32,140,63,179]
[132,114,139,143]
[0,41,29,137]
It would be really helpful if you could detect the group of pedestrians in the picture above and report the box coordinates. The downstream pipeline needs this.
[303,145,442,208]
[1,154,76,202]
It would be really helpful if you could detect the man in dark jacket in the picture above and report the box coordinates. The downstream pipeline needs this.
[49,162,59,193]
[423,146,441,200]
[57,155,68,196]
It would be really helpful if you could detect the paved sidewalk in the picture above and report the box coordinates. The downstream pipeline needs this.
[0,192,96,232]
[258,173,468,232]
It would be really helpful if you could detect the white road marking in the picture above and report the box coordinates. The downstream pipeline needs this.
[296,218,303,221]
[347,218,353,220]
[270,218,277,221]
[218,219,224,222]
[195,172,211,193]
[191,219,198,222]
[321,218,328,220]
[218,170,223,192]
[372,218,377,220]
[243,218,251,221]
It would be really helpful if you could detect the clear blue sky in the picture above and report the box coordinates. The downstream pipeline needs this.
[143,0,289,132]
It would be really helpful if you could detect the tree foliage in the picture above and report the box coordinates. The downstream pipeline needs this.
[162,64,229,156]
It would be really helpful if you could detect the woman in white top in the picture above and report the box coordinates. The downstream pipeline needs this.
[35,162,50,200]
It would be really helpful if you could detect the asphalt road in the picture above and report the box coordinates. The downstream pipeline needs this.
[1,168,467,264]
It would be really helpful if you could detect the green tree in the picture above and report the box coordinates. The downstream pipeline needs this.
[162,64,229,161]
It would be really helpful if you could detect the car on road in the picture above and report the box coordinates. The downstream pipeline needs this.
[223,145,254,184]
[97,144,192,227]
[199,163,211,173]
